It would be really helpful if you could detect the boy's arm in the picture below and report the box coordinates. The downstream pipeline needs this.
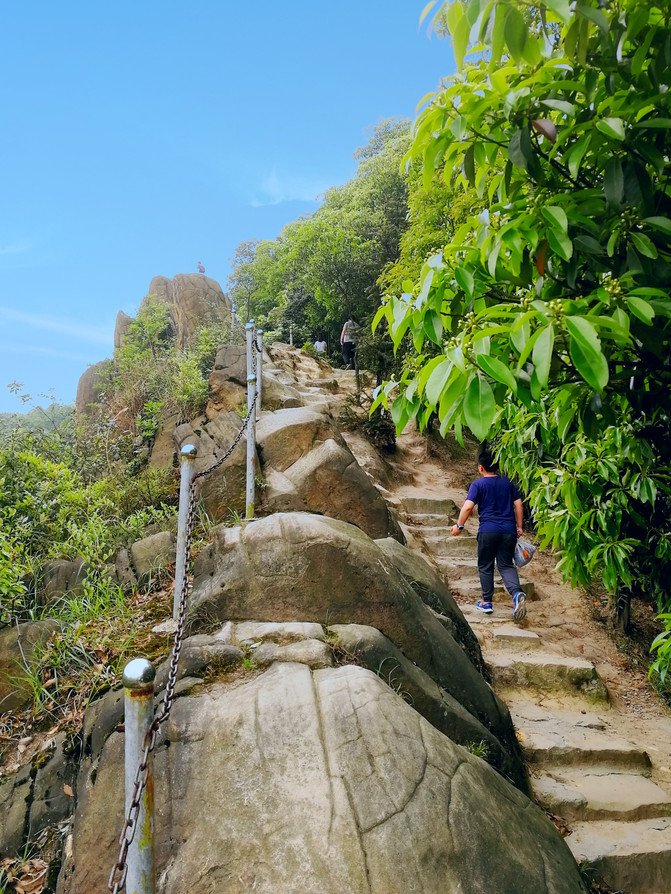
[514,498,524,537]
[451,500,475,536]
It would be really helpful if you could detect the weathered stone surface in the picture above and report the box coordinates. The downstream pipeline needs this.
[113,310,133,349]
[148,414,180,470]
[233,621,326,644]
[41,558,87,602]
[0,763,32,856]
[329,623,519,782]
[207,344,247,414]
[130,531,174,577]
[113,548,137,591]
[143,274,232,349]
[342,431,392,488]
[174,412,256,520]
[567,817,671,894]
[256,407,345,472]
[62,664,586,894]
[0,620,59,711]
[374,535,483,672]
[487,652,608,700]
[75,359,113,415]
[252,638,333,668]
[191,512,520,768]
[29,732,77,837]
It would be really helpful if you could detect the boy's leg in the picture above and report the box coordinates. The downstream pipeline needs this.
[496,533,526,620]
[477,532,497,602]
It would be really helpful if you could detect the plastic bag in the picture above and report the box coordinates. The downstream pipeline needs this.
[514,538,537,567]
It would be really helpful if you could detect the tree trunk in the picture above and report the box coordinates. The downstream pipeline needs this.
[613,588,632,634]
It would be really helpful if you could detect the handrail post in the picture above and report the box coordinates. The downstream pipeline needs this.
[123,659,156,894]
[245,323,257,520]
[173,444,198,621]
[255,328,263,421]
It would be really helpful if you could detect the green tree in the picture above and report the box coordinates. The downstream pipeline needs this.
[374,0,671,631]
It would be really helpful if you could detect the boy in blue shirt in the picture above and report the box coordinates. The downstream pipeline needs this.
[451,448,527,621]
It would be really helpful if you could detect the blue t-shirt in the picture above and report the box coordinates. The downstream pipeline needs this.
[466,475,521,534]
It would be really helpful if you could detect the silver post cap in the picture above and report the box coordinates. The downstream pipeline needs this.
[123,658,156,690]
[247,374,257,384]
[245,322,254,330]
[180,443,198,459]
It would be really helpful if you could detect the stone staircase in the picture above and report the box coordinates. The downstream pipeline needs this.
[399,493,671,894]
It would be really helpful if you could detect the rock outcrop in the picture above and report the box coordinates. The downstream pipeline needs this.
[74,359,112,415]
[62,662,586,894]
[113,310,133,349]
[0,620,59,711]
[190,511,519,777]
[142,274,232,348]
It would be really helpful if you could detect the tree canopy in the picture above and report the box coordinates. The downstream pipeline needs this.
[373,0,671,638]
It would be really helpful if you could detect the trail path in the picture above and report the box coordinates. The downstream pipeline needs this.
[380,429,671,894]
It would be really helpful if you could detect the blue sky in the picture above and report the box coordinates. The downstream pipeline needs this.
[0,1,453,412]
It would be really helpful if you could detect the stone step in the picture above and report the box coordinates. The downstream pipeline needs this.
[510,705,651,772]
[452,579,536,602]
[489,626,542,649]
[459,604,521,625]
[487,652,608,701]
[532,769,671,822]
[566,817,671,894]
[406,522,456,536]
[422,535,478,559]
[401,497,457,516]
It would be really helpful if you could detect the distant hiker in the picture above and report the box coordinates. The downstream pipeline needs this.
[314,337,327,355]
[451,447,527,622]
[340,318,359,369]
[197,261,206,274]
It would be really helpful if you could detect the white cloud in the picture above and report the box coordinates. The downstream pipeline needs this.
[0,343,96,362]
[0,239,32,256]
[0,307,112,346]
[249,167,331,207]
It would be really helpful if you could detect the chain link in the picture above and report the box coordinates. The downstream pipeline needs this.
[108,389,257,893]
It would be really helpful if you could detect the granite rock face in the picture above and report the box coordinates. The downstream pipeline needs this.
[0,620,59,711]
[61,664,586,894]
[143,273,232,349]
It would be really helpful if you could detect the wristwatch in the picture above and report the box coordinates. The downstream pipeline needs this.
[457,524,465,531]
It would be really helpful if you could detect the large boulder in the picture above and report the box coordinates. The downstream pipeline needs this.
[74,359,113,416]
[0,620,59,711]
[143,274,232,349]
[61,663,586,894]
[257,409,403,541]
[190,512,519,772]
[174,412,258,520]
[130,531,175,577]
[40,558,87,604]
[113,309,133,349]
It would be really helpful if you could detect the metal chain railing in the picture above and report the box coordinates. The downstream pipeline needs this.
[108,390,257,894]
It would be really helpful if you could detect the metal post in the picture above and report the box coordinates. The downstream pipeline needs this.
[289,323,293,346]
[123,659,156,894]
[255,329,263,421]
[173,444,198,621]
[245,322,257,520]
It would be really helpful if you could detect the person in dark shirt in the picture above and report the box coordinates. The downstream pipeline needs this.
[451,447,527,621]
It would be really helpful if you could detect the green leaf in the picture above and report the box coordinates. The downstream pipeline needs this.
[419,1,438,25]
[541,99,575,115]
[462,143,476,186]
[644,216,671,236]
[438,372,466,426]
[604,157,624,206]
[596,118,625,141]
[476,354,518,393]
[503,4,527,62]
[626,296,655,325]
[633,118,671,130]
[425,359,453,406]
[576,2,609,33]
[630,232,658,259]
[532,323,555,388]
[542,205,568,232]
[566,135,591,179]
[547,228,573,261]
[424,310,444,346]
[509,128,532,169]
[455,265,475,297]
[463,374,496,441]
[371,304,388,334]
[453,11,471,68]
[565,316,609,391]
[544,0,570,23]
